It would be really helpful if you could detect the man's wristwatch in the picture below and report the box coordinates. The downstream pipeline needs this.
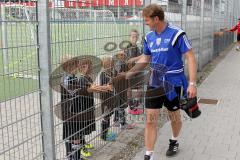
[189,82,197,87]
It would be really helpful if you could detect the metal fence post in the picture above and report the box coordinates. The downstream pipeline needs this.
[37,0,56,159]
[143,0,151,36]
[219,0,222,31]
[211,0,215,60]
[1,5,9,74]
[181,0,187,75]
[199,0,204,70]
[181,0,187,31]
[233,0,239,42]
[238,0,240,20]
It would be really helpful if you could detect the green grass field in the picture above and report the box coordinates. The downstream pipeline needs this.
[0,76,38,101]
[0,22,143,101]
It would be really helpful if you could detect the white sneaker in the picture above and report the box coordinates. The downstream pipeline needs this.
[236,47,240,51]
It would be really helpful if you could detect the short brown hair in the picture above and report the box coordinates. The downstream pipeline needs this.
[78,58,92,66]
[130,29,139,35]
[142,4,164,21]
[61,54,78,72]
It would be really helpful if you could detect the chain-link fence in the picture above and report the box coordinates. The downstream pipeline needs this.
[158,0,237,71]
[0,0,240,159]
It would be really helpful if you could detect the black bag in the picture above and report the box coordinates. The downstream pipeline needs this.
[180,97,201,118]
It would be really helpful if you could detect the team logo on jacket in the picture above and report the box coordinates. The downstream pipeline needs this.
[156,38,161,46]
[149,42,153,48]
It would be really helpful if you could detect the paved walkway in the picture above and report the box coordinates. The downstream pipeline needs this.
[133,46,240,160]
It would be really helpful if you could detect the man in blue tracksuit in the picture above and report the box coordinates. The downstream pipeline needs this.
[125,4,197,160]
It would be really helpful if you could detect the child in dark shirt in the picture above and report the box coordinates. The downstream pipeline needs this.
[113,51,134,129]
[99,57,116,141]
[124,29,144,115]
[60,56,85,160]
[61,57,111,160]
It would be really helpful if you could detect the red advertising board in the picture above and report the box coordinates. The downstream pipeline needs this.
[64,0,91,7]
[0,2,53,7]
[64,0,142,7]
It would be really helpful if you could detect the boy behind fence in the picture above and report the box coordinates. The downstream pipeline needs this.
[113,51,134,129]
[99,57,117,141]
[61,56,111,160]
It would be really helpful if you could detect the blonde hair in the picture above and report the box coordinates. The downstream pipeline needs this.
[101,56,114,70]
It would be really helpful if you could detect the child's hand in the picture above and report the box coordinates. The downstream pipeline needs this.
[98,84,113,92]
[88,84,103,92]
[89,84,111,92]
[106,84,113,91]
